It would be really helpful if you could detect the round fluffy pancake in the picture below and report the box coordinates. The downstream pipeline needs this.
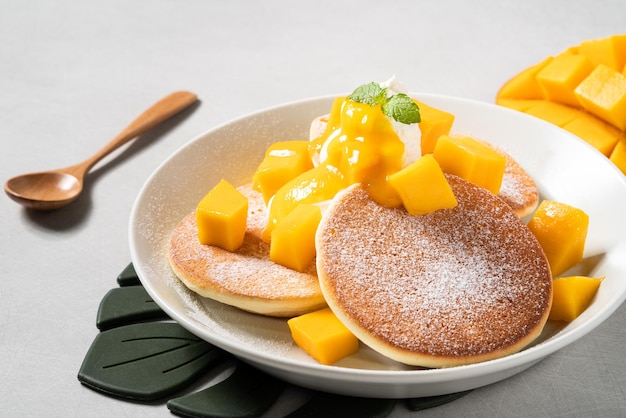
[168,184,326,317]
[316,177,552,368]
[310,115,539,218]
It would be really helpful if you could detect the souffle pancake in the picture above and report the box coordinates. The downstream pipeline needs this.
[315,177,553,368]
[168,184,326,317]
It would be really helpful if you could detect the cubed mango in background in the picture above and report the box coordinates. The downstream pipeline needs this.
[196,179,248,251]
[497,57,553,100]
[527,200,589,277]
[578,34,626,71]
[536,52,594,107]
[609,135,626,175]
[523,100,580,127]
[574,64,626,131]
[562,112,621,156]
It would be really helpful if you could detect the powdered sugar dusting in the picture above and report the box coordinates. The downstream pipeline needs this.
[317,176,552,359]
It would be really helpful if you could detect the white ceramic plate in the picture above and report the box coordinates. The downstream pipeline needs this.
[129,94,626,398]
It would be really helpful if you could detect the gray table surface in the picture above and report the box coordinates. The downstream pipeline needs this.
[1,0,625,416]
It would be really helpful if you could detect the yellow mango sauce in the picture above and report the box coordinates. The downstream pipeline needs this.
[264,97,406,241]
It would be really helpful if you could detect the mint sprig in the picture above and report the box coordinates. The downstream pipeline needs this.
[347,82,421,124]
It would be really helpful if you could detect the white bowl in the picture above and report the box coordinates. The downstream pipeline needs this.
[129,94,626,398]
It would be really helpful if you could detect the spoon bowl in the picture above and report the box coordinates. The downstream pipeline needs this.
[4,91,198,210]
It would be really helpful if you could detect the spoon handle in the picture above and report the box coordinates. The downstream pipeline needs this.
[73,91,198,174]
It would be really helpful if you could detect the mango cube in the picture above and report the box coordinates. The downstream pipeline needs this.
[527,200,589,277]
[270,204,322,272]
[196,179,248,251]
[578,34,626,71]
[609,135,626,175]
[414,99,455,154]
[574,64,626,131]
[536,52,594,107]
[288,308,359,365]
[549,276,603,322]
[252,141,314,203]
[432,135,506,194]
[388,154,457,215]
[562,112,621,156]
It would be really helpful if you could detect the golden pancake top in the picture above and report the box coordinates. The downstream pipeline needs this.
[316,176,552,367]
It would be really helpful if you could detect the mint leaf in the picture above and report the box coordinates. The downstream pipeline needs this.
[382,93,421,124]
[347,82,421,125]
[347,82,387,107]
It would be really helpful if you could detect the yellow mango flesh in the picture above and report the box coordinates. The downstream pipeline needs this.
[496,34,626,172]
[196,179,248,252]
[536,52,594,107]
[609,135,626,173]
[433,135,506,194]
[497,57,553,100]
[562,112,621,156]
[388,154,457,215]
[288,308,359,365]
[263,164,348,242]
[270,204,321,272]
[549,276,602,322]
[578,34,626,71]
[413,99,455,154]
[527,200,589,277]
[574,64,626,131]
[252,140,314,203]
[310,99,405,207]
[523,100,580,126]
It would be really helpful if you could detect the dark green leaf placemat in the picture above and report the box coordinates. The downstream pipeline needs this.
[78,263,472,417]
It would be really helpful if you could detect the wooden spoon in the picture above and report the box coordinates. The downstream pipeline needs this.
[4,91,198,210]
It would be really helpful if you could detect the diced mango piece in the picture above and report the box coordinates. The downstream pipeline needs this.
[432,135,506,194]
[523,100,580,127]
[549,276,603,322]
[388,154,457,215]
[288,308,359,365]
[270,204,321,272]
[574,64,626,130]
[527,200,589,277]
[609,135,626,175]
[496,57,552,100]
[414,99,455,154]
[263,164,348,242]
[536,52,594,107]
[562,112,621,156]
[252,141,314,203]
[578,34,626,71]
[196,179,248,251]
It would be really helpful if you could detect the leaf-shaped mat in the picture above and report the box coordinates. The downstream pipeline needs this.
[285,392,396,418]
[167,362,285,418]
[78,322,224,401]
[79,263,472,415]
[96,286,169,330]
